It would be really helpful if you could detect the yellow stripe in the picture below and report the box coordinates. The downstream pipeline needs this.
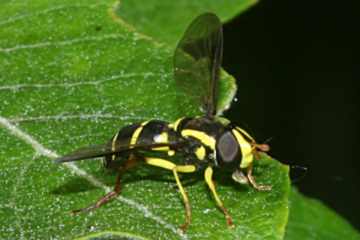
[169,117,185,131]
[167,150,175,156]
[232,129,253,168]
[181,129,216,150]
[111,132,120,161]
[130,121,149,147]
[145,157,196,172]
[195,146,206,160]
[176,165,196,173]
[145,157,175,169]
[236,127,255,142]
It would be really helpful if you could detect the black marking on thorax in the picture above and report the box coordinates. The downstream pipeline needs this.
[179,117,226,139]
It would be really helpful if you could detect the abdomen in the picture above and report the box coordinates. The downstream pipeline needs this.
[104,120,175,168]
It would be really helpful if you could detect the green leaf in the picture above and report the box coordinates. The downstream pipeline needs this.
[74,231,149,240]
[285,189,360,240]
[112,0,258,47]
[2,0,357,240]
[0,0,289,239]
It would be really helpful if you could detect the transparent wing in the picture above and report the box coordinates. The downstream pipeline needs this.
[54,140,182,163]
[174,12,223,117]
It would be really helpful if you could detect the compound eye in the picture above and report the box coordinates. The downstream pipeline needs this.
[217,131,239,163]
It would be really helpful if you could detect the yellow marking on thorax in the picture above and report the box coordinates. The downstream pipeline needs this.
[169,117,185,131]
[232,129,253,169]
[195,146,206,160]
[181,129,216,150]
[236,127,255,142]
[111,132,120,161]
[167,150,175,156]
[130,121,149,147]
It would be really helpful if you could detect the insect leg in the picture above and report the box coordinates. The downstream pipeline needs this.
[246,163,272,191]
[72,154,139,214]
[204,166,234,227]
[144,157,196,232]
[172,168,191,232]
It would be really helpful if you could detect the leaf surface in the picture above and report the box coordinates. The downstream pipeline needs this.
[113,0,258,47]
[2,1,358,240]
[285,189,360,240]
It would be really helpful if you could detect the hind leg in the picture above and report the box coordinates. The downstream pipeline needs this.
[72,154,139,214]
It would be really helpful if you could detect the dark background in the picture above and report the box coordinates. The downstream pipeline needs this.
[222,0,360,229]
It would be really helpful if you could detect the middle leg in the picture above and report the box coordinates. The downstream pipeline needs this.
[144,157,196,232]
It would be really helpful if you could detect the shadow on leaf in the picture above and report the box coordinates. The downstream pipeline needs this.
[51,177,98,195]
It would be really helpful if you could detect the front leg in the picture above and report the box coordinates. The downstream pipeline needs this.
[204,166,234,227]
[247,163,272,191]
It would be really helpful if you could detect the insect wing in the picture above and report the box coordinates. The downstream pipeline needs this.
[54,143,113,163]
[174,13,223,117]
[54,141,182,163]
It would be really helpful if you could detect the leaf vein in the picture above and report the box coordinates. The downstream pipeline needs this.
[0,33,126,53]
[0,115,188,240]
[0,3,106,27]
[0,72,159,91]
[9,113,144,123]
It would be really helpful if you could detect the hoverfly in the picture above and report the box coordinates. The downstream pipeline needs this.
[55,12,271,231]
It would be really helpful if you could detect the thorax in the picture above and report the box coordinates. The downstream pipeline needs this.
[170,116,228,166]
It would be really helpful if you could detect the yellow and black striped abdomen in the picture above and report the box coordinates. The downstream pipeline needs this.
[114,120,176,149]
[104,120,177,168]
[103,122,142,168]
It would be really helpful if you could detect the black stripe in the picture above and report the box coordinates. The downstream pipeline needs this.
[175,117,193,132]
[236,128,253,143]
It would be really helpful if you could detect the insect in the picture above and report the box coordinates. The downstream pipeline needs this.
[54,12,271,231]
